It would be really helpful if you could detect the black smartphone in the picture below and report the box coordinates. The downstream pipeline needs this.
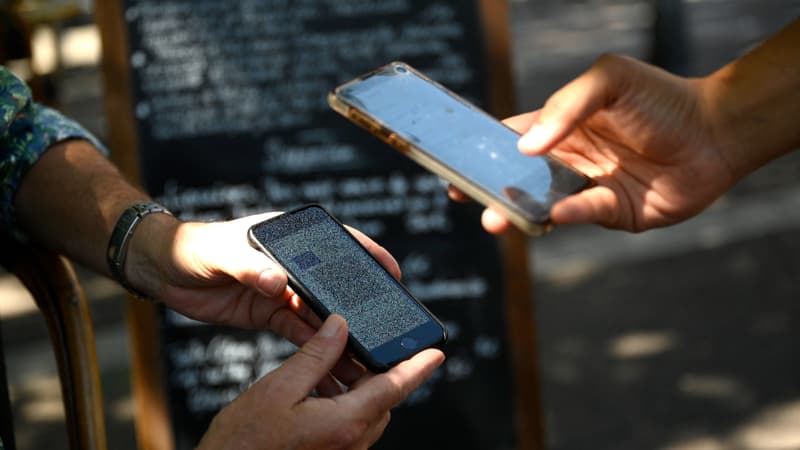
[248,204,447,373]
[328,61,593,236]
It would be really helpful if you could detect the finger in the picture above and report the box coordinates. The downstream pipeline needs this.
[315,372,346,398]
[268,314,349,403]
[237,216,291,297]
[501,111,539,134]
[265,304,317,347]
[214,242,289,298]
[330,355,368,388]
[289,293,322,328]
[481,207,512,235]
[517,53,625,155]
[346,226,402,280]
[315,353,371,396]
[344,349,444,415]
[266,305,364,391]
[191,218,290,298]
[447,185,472,203]
[252,260,289,298]
[549,184,620,227]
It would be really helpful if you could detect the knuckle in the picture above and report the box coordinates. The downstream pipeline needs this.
[595,52,626,70]
[593,53,630,85]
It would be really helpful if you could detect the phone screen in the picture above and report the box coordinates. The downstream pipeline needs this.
[332,62,592,234]
[249,205,446,371]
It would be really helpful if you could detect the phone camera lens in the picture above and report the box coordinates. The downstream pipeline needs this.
[395,65,408,74]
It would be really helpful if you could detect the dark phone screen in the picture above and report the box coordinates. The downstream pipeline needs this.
[251,206,433,351]
[336,63,590,223]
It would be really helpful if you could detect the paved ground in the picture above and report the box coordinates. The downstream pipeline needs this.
[514,2,800,449]
[2,1,799,449]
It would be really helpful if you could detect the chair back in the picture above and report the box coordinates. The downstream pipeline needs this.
[0,236,107,450]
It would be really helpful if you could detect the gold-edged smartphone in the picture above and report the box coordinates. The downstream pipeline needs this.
[328,61,592,236]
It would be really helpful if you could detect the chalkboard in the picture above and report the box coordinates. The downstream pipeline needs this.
[96,1,540,449]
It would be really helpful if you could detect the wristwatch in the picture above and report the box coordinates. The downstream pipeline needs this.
[106,201,173,300]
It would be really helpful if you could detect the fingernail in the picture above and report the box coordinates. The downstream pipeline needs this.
[518,124,549,151]
[319,315,344,338]
[257,268,282,297]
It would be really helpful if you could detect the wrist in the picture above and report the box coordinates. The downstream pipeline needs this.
[125,208,182,300]
[107,202,178,300]
[701,28,800,181]
[698,70,763,182]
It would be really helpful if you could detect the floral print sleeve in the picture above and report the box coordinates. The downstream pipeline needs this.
[1,66,107,234]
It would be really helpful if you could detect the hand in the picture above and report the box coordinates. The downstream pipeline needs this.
[462,53,739,234]
[196,314,446,450]
[126,213,401,346]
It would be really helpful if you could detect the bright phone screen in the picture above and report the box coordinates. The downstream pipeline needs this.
[335,62,590,223]
[250,206,435,352]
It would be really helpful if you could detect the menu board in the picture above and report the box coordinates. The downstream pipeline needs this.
[107,1,526,449]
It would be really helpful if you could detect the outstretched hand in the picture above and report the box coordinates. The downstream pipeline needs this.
[460,54,738,235]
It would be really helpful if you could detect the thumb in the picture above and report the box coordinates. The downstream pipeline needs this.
[270,314,349,401]
[518,53,624,155]
[187,215,289,297]
[220,247,289,298]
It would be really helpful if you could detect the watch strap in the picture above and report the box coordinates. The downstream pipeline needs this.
[106,201,173,300]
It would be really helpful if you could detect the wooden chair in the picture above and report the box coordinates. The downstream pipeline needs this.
[0,236,107,450]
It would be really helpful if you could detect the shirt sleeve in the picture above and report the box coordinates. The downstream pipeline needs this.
[1,66,108,234]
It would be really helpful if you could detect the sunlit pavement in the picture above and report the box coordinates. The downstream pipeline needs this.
[2,1,800,449]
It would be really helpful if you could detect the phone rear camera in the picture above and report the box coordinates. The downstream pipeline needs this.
[394,65,408,74]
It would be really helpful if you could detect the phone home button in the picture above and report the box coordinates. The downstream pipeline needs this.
[400,337,418,350]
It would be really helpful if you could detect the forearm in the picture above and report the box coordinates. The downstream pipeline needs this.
[14,139,159,276]
[704,19,800,179]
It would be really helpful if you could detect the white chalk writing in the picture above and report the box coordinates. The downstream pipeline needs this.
[127,1,474,140]
[165,332,296,414]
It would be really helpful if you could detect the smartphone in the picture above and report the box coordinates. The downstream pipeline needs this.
[328,61,593,236]
[248,204,447,373]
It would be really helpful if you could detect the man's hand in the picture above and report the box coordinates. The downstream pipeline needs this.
[196,315,445,450]
[457,19,800,235]
[126,213,401,347]
[455,53,735,234]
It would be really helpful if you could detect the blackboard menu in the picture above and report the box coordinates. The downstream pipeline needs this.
[121,1,517,449]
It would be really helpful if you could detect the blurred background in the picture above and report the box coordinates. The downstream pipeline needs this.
[1,0,798,449]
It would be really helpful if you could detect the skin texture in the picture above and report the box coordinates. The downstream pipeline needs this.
[14,139,445,447]
[452,19,800,235]
[14,139,399,338]
[197,315,444,450]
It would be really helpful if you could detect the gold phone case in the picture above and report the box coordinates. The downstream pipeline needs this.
[328,62,550,236]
